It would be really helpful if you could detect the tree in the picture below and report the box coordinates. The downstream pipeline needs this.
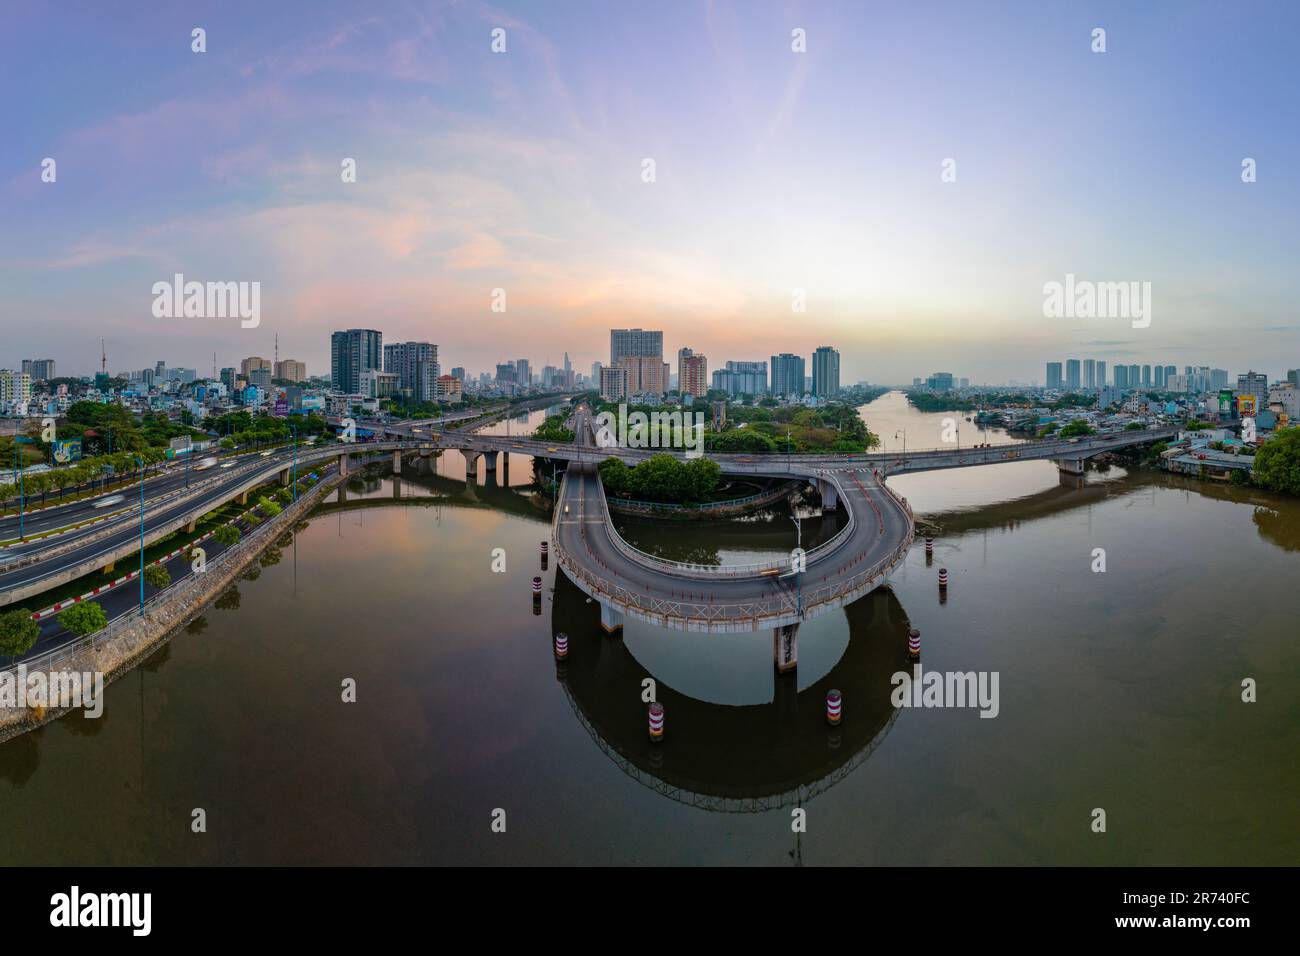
[58,602,109,637]
[212,524,241,547]
[143,563,171,590]
[1058,420,1096,438]
[0,609,40,661]
[1252,429,1300,497]
[258,496,282,517]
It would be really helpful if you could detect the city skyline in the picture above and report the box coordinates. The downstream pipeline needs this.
[4,1,1300,382]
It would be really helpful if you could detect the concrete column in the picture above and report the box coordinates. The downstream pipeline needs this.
[818,477,839,511]
[484,450,498,472]
[501,453,509,485]
[463,450,481,481]
[773,623,799,673]
[1055,457,1086,476]
[279,468,290,486]
[392,450,402,474]
[339,452,350,477]
[185,518,197,533]
[237,491,249,505]
[600,601,625,634]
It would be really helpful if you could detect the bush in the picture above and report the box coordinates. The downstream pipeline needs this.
[143,563,171,590]
[258,497,282,517]
[58,601,108,637]
[1252,429,1300,496]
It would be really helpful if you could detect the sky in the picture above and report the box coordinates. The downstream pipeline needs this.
[2,0,1299,385]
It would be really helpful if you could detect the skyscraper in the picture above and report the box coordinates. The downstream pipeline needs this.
[1066,359,1080,389]
[1046,362,1063,388]
[1096,361,1106,389]
[771,353,806,397]
[385,342,439,400]
[678,349,708,398]
[1083,359,1095,389]
[330,329,382,394]
[811,346,840,398]
[610,329,664,366]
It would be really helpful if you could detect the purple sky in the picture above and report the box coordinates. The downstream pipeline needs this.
[3,0,1299,383]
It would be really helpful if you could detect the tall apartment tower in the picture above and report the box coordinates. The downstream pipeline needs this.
[330,329,382,394]
[610,329,663,366]
[1046,362,1063,388]
[1065,359,1081,389]
[770,353,806,397]
[678,349,708,398]
[811,346,840,398]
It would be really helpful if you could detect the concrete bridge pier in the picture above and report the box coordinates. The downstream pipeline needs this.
[600,601,625,634]
[501,453,509,485]
[392,450,403,475]
[339,452,350,477]
[463,450,482,481]
[484,450,499,473]
[1055,457,1086,476]
[816,477,839,511]
[773,623,799,674]
[279,467,290,486]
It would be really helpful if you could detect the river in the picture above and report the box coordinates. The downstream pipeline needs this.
[1,394,1296,865]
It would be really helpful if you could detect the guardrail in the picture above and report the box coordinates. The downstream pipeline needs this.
[595,470,855,579]
[552,469,915,628]
[1,465,341,682]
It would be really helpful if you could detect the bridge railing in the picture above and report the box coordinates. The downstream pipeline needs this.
[552,471,916,627]
[593,470,857,579]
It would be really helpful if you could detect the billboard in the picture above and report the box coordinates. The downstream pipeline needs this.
[1218,389,1234,414]
[52,439,82,463]
[1237,395,1257,416]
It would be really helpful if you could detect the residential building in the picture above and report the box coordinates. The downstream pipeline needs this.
[812,346,840,398]
[1046,362,1063,388]
[274,359,307,383]
[600,365,629,401]
[330,329,382,394]
[678,349,708,398]
[771,353,806,397]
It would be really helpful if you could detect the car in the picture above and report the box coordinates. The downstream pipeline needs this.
[93,494,125,509]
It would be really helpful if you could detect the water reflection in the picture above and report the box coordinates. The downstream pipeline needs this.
[548,572,909,810]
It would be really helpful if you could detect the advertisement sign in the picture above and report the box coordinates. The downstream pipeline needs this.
[52,439,82,463]
[1218,389,1234,414]
[1237,395,1257,416]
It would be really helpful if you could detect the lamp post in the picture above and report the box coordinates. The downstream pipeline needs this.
[790,513,803,615]
[13,437,33,540]
[134,455,145,616]
[895,428,906,463]
[289,423,299,503]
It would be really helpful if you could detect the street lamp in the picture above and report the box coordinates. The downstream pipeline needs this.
[790,513,803,615]
[289,423,299,503]
[133,455,146,617]
[895,429,906,461]
[13,436,34,540]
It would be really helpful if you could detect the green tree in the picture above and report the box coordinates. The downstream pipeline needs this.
[1058,420,1096,438]
[212,524,241,547]
[0,609,40,661]
[143,563,171,590]
[58,602,109,637]
[1252,429,1300,496]
[258,496,282,517]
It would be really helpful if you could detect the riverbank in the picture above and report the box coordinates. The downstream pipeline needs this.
[0,469,345,742]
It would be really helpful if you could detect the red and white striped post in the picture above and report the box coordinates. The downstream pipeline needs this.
[908,628,921,661]
[540,540,549,568]
[826,689,842,726]
[648,702,665,743]
[553,631,568,661]
[938,567,948,590]
[924,537,933,556]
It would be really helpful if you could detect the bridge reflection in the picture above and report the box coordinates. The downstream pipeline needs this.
[548,572,910,811]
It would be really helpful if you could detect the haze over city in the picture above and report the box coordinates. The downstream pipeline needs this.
[4,0,1300,382]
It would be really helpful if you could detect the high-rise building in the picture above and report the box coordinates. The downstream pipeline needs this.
[1154,365,1165,388]
[1237,371,1268,409]
[1164,366,1177,385]
[1065,359,1081,389]
[274,359,306,383]
[1083,359,1096,389]
[1142,364,1152,388]
[811,346,840,398]
[0,369,33,406]
[249,367,272,388]
[925,372,954,391]
[617,355,667,395]
[451,367,465,382]
[515,359,531,388]
[1115,365,1129,388]
[1096,361,1106,389]
[384,342,439,400]
[22,359,55,381]
[330,330,382,394]
[711,361,767,396]
[610,329,663,366]
[1046,362,1063,388]
[1127,364,1140,389]
[435,375,462,401]
[770,353,806,397]
[678,351,708,398]
[220,367,237,391]
[495,363,516,384]
[600,365,629,401]
[241,356,271,379]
